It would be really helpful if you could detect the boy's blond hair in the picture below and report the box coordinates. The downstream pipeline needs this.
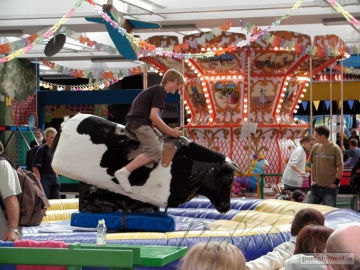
[160,69,184,86]
[45,127,57,138]
[180,242,246,270]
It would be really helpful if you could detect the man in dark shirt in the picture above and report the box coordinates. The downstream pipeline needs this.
[33,127,60,199]
[115,69,184,192]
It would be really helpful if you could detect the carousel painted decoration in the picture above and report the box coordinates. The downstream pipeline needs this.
[141,32,346,176]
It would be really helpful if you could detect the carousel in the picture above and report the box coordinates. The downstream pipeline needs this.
[141,31,346,177]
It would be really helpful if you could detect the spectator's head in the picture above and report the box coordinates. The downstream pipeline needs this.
[291,190,305,202]
[294,225,333,254]
[314,125,330,143]
[0,141,3,153]
[180,242,246,270]
[44,127,57,147]
[161,69,185,94]
[291,208,325,236]
[349,138,359,149]
[300,135,315,153]
[326,224,360,270]
[351,128,358,137]
[35,128,43,139]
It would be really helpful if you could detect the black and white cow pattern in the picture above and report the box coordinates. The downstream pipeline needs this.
[52,113,236,212]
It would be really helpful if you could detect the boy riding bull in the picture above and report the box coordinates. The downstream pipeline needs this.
[115,69,184,192]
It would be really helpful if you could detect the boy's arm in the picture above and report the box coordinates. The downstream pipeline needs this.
[149,108,181,137]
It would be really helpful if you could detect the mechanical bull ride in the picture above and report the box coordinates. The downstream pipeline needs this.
[52,113,239,213]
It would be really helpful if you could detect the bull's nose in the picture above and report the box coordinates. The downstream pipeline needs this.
[217,204,230,213]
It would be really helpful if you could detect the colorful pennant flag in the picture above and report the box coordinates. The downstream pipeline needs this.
[302,101,309,111]
[313,100,320,111]
[324,100,331,111]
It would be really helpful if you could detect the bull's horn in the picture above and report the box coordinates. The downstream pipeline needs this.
[225,157,241,172]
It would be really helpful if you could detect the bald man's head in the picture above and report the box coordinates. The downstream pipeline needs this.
[326,224,360,269]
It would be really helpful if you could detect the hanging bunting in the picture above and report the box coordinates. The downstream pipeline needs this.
[302,101,309,111]
[39,77,121,91]
[347,100,355,110]
[326,0,360,32]
[41,59,142,80]
[0,0,84,63]
[324,100,331,111]
[313,100,320,111]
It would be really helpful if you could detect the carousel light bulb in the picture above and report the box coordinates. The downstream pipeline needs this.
[280,99,284,103]
[205,76,209,80]
[187,118,191,122]
[238,75,242,80]
[293,109,298,113]
[209,109,213,113]
[244,109,248,113]
[211,76,215,80]
[284,82,289,86]
[303,89,307,93]
[305,83,310,87]
[294,117,298,121]
[191,66,195,71]
[209,117,213,122]
[277,104,281,108]
[295,105,300,109]
[185,106,190,110]
[283,87,287,91]
[203,88,208,92]
[276,109,280,113]
[197,73,201,77]
[300,94,304,98]
[184,100,187,104]
[200,77,204,81]
[194,70,199,74]
[286,76,291,80]
[207,48,211,52]
[298,100,302,104]
[227,76,231,80]
[201,48,205,52]
[221,76,226,80]
[204,93,209,97]
[244,117,248,121]
[201,82,206,86]
[206,99,210,103]
[276,117,281,121]
[159,72,163,76]
[216,76,220,80]
[207,105,212,109]
[274,47,279,51]
[233,75,237,79]
[244,104,248,108]
[212,47,217,51]
[244,98,248,102]
[185,59,189,63]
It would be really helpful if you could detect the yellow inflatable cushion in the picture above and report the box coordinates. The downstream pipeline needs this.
[47,198,79,211]
[42,209,78,222]
[255,199,335,216]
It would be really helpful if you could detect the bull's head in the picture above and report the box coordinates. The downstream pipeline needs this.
[198,162,236,213]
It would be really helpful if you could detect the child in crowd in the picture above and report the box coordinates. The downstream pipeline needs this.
[246,208,324,270]
[180,242,246,270]
[281,225,334,270]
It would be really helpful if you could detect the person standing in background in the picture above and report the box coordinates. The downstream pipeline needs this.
[307,125,343,207]
[0,141,22,241]
[342,138,360,168]
[280,135,315,191]
[32,127,60,199]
